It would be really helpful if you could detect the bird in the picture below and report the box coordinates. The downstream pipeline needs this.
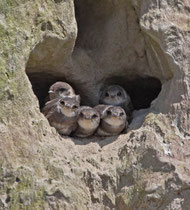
[48,81,80,103]
[94,104,127,136]
[42,97,80,136]
[99,85,133,120]
[73,106,100,138]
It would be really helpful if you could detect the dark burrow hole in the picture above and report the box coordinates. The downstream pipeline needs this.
[27,72,161,111]
[103,76,162,110]
[26,0,162,114]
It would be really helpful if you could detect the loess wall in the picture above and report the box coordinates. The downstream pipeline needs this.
[0,0,190,209]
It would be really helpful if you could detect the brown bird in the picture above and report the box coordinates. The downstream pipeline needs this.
[94,104,127,136]
[48,81,80,103]
[99,85,133,120]
[73,106,100,138]
[42,97,80,136]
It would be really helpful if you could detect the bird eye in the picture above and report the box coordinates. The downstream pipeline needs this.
[73,105,78,109]
[105,92,109,97]
[117,92,121,96]
[107,110,112,115]
[59,88,67,92]
[80,112,84,117]
[120,112,124,116]
[92,114,97,119]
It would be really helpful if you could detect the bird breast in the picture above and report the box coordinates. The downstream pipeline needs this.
[61,107,76,117]
[104,117,124,127]
[78,119,97,130]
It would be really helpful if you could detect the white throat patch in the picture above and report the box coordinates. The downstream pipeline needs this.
[104,117,123,127]
[78,119,97,130]
[62,107,76,117]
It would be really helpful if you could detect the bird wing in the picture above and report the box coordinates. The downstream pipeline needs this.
[41,98,60,117]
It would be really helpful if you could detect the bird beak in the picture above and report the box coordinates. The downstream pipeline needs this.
[85,116,90,120]
[48,90,54,94]
[113,113,118,117]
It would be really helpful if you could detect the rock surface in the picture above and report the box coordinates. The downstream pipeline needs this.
[0,0,190,209]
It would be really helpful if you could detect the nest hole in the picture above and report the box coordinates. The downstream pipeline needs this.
[26,69,161,111]
[102,76,162,110]
[25,0,162,113]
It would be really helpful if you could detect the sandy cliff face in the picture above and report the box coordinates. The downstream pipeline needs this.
[0,0,190,209]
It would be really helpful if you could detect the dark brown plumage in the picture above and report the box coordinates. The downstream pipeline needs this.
[42,97,80,136]
[48,81,80,103]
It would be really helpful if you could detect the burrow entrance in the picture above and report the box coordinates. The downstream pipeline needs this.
[102,76,161,110]
[26,70,161,111]
[26,0,167,115]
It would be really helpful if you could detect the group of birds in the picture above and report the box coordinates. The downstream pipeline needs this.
[42,81,133,138]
